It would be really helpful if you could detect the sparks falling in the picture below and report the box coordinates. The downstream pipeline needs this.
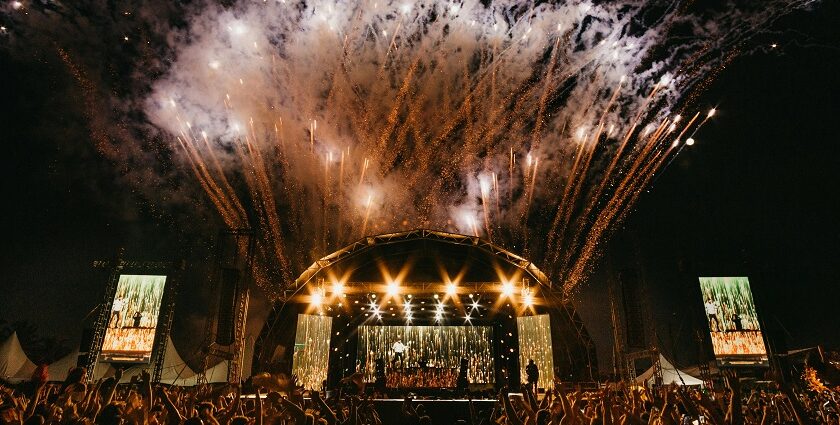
[140,0,809,298]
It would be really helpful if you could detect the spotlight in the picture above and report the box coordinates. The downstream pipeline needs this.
[332,281,345,296]
[501,281,515,297]
[524,294,534,307]
[446,282,457,296]
[686,138,695,146]
[387,281,399,296]
[311,291,323,307]
[433,294,439,300]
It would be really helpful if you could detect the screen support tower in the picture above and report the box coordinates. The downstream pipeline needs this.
[87,250,180,382]
[197,228,254,385]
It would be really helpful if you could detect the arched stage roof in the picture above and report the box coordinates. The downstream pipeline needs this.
[255,229,598,379]
[287,229,553,299]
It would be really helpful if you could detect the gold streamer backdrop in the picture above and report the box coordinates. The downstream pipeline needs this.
[357,325,495,385]
[517,314,554,390]
[291,314,333,390]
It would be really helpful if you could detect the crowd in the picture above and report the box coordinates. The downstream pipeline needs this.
[0,366,837,425]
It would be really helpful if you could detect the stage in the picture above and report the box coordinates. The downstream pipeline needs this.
[254,230,598,389]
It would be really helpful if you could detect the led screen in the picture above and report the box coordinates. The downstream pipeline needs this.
[292,314,333,390]
[101,275,167,363]
[699,277,767,360]
[518,314,554,390]
[357,325,494,387]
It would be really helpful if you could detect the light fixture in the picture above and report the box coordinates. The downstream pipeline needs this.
[446,282,457,296]
[387,281,400,296]
[332,281,345,297]
[311,291,323,307]
[501,281,515,297]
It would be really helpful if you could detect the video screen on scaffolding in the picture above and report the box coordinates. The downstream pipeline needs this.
[101,275,167,363]
[357,325,495,387]
[698,277,768,364]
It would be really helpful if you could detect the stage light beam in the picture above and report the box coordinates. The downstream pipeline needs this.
[501,281,515,297]
[387,281,400,296]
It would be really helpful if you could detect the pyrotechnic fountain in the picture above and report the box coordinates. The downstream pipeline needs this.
[129,0,811,298]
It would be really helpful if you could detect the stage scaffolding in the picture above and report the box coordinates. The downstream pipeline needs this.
[196,228,254,384]
[87,251,182,383]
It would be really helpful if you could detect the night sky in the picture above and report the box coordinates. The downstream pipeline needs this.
[1,1,838,371]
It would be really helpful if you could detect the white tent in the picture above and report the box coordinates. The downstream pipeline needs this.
[635,354,705,387]
[0,332,37,383]
[118,337,197,385]
[203,360,230,383]
[48,349,80,382]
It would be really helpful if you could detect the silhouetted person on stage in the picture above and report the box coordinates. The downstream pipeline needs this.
[457,357,469,393]
[526,359,539,393]
[132,311,143,328]
[732,312,744,331]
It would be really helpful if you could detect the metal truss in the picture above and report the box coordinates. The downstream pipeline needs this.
[86,252,180,382]
[289,229,551,301]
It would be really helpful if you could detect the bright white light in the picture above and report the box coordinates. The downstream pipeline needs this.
[209,60,220,70]
[433,293,439,300]
[400,3,411,14]
[707,108,716,118]
[387,281,399,296]
[479,178,490,194]
[672,139,681,148]
[446,282,457,296]
[523,294,533,307]
[686,138,695,146]
[12,1,23,10]
[501,281,515,297]
[576,127,587,141]
[332,281,345,296]
[311,291,323,307]
[228,22,248,36]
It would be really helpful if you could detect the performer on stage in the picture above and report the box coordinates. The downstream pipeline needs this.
[392,338,407,368]
[704,298,721,332]
[110,296,126,328]
[526,359,539,393]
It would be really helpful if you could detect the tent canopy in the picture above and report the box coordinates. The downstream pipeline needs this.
[635,354,705,387]
[0,332,37,383]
